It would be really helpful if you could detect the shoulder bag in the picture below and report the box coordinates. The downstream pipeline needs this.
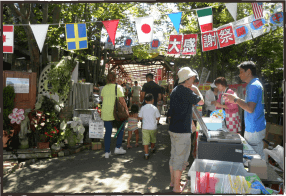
[113,84,129,121]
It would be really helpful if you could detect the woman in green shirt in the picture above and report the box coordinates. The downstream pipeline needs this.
[101,72,129,158]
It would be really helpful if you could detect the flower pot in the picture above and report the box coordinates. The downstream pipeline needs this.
[19,138,29,149]
[3,130,14,148]
[60,142,65,148]
[51,143,61,151]
[51,153,58,158]
[37,142,50,149]
[67,134,77,147]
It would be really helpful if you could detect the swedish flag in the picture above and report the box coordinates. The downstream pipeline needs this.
[65,23,88,50]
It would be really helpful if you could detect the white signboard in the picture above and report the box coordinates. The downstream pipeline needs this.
[6,78,29,93]
[89,119,104,138]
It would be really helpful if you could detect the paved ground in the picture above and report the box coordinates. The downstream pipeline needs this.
[3,116,195,193]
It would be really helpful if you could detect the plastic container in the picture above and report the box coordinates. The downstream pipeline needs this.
[188,159,257,194]
[188,159,255,177]
[202,117,223,130]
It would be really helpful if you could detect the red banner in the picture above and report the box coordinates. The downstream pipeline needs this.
[167,35,182,54]
[217,26,235,48]
[157,68,162,81]
[182,34,197,55]
[155,76,158,83]
[201,31,218,52]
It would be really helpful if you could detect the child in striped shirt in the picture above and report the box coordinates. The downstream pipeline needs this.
[126,104,140,149]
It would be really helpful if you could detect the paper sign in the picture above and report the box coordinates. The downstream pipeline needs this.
[6,78,29,93]
[233,16,253,45]
[105,36,115,50]
[167,35,182,54]
[89,119,104,138]
[250,18,270,38]
[217,25,235,48]
[201,30,218,52]
[182,34,197,55]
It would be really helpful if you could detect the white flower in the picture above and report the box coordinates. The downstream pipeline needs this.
[78,125,85,134]
[73,117,80,122]
[70,121,77,129]
[60,121,67,130]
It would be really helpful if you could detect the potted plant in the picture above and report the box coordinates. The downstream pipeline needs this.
[31,95,62,149]
[60,118,85,147]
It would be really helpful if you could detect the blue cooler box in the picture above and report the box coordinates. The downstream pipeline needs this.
[202,117,222,130]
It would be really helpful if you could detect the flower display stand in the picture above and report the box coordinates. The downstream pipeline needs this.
[37,142,50,149]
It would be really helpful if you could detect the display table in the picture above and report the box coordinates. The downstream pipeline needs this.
[187,130,283,193]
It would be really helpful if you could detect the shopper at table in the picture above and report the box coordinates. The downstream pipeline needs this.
[214,77,241,133]
[205,83,218,117]
[223,61,266,160]
[101,72,129,158]
[168,67,203,193]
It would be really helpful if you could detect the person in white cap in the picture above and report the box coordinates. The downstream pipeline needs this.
[168,67,204,193]
[205,82,219,117]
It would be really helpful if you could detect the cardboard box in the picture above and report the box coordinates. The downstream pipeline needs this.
[249,159,268,180]
[92,142,102,150]
[264,123,283,149]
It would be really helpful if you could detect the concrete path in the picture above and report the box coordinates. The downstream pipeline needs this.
[3,116,194,193]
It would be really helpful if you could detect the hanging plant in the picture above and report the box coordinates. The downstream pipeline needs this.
[47,57,76,100]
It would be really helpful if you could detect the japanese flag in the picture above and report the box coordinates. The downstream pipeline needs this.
[134,16,154,43]
[3,25,14,53]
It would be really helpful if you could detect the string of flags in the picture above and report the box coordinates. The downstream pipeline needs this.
[3,3,283,55]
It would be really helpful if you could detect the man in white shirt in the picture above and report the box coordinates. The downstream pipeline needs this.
[131,81,142,106]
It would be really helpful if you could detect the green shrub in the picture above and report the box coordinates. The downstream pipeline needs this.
[3,85,15,131]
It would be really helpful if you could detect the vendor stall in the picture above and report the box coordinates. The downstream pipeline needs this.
[184,107,284,194]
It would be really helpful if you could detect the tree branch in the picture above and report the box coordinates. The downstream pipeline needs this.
[7,3,24,19]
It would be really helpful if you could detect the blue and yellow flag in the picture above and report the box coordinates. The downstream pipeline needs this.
[65,23,88,51]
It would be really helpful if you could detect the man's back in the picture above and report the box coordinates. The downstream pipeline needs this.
[142,81,161,106]
[132,85,141,96]
[169,85,201,133]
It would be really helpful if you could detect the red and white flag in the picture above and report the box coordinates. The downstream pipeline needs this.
[167,35,182,54]
[182,34,197,55]
[217,25,235,48]
[3,25,14,53]
[251,3,263,19]
[134,16,154,43]
[201,30,218,52]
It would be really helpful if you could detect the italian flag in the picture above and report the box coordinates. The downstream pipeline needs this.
[197,7,213,32]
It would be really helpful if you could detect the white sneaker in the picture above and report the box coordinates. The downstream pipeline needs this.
[114,147,126,155]
[105,152,111,158]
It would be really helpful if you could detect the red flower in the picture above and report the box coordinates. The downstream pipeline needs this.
[45,132,48,135]
[54,126,59,134]
[51,131,55,134]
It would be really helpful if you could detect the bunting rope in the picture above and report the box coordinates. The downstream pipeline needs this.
[2,20,270,35]
[3,5,216,26]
